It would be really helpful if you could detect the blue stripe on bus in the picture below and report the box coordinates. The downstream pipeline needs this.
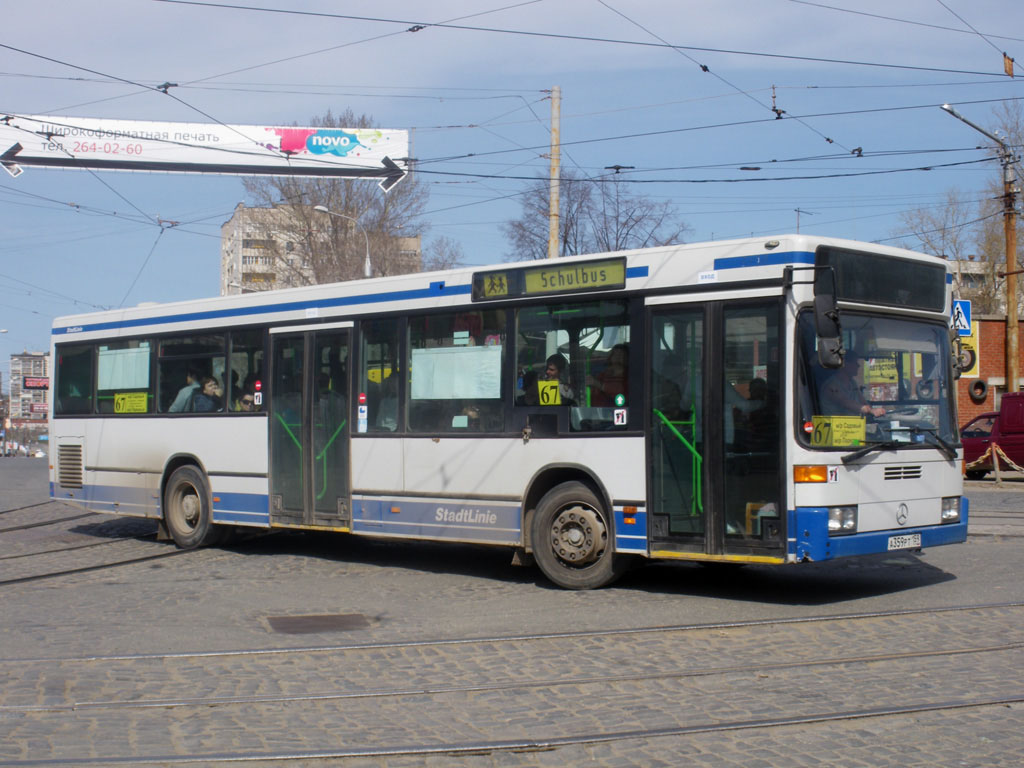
[52,482,156,515]
[213,509,270,526]
[713,250,816,271]
[614,508,648,553]
[211,490,270,527]
[53,280,473,335]
[351,497,521,544]
[626,265,649,278]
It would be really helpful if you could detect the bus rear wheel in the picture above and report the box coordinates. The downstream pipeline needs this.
[531,481,627,590]
[164,465,220,549]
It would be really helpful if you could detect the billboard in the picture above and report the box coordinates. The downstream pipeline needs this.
[0,115,408,190]
[23,376,49,390]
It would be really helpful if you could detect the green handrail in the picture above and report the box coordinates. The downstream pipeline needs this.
[653,407,703,515]
[274,412,303,451]
[314,419,347,501]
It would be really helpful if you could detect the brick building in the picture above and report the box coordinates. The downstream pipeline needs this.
[956,316,1022,425]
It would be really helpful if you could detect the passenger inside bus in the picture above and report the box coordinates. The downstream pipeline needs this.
[193,376,223,412]
[168,368,202,413]
[544,353,575,405]
[587,343,628,406]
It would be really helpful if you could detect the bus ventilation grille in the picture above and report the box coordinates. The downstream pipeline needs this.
[58,444,84,489]
[884,465,922,481]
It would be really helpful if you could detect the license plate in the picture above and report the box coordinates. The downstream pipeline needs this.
[887,533,922,551]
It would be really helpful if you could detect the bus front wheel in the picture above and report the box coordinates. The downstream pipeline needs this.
[531,481,627,590]
[164,465,220,549]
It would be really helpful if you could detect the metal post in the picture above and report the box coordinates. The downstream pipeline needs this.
[941,104,1020,394]
[547,86,561,260]
[1004,161,1019,394]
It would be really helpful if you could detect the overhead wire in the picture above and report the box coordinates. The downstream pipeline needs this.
[786,1,1024,43]
[594,0,849,150]
[153,0,1012,78]
[934,0,1011,56]
[118,227,167,308]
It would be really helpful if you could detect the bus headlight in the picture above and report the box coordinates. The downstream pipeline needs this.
[941,496,961,523]
[828,506,857,535]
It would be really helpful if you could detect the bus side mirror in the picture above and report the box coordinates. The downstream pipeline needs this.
[951,334,966,380]
[814,294,844,369]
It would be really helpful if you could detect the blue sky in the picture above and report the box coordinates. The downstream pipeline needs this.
[0,0,1021,389]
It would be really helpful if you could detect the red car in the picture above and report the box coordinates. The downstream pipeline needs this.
[960,392,1024,479]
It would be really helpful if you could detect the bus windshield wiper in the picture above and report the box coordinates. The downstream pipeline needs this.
[910,426,958,461]
[841,441,902,465]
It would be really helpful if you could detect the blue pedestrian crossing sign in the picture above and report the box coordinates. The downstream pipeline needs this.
[952,299,971,336]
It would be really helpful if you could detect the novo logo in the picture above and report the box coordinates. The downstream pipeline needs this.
[307,130,365,157]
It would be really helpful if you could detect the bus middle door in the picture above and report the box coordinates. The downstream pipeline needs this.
[269,323,352,529]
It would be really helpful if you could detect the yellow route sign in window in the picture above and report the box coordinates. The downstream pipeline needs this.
[114,392,148,414]
[811,415,866,447]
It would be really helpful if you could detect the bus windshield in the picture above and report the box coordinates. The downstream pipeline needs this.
[797,311,957,450]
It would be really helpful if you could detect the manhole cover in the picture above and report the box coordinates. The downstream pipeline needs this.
[267,613,370,634]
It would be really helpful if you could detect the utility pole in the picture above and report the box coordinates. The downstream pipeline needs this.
[942,104,1021,394]
[547,86,561,260]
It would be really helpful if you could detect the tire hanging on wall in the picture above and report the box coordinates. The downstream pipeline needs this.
[969,378,988,402]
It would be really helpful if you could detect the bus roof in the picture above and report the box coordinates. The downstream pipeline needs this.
[52,234,948,340]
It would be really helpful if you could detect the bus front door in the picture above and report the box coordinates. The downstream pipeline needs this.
[269,326,352,529]
[649,301,784,559]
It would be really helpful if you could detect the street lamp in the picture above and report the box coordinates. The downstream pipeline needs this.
[313,205,372,279]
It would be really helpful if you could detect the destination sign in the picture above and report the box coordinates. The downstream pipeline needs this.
[472,257,626,302]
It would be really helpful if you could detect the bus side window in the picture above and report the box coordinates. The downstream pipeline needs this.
[359,318,400,432]
[96,340,153,414]
[407,310,506,433]
[55,343,95,415]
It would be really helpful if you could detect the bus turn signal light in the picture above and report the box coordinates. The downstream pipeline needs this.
[794,465,829,483]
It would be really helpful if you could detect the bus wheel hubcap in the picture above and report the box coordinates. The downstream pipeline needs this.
[551,505,605,566]
[180,491,199,529]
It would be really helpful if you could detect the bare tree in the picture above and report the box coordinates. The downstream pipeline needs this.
[893,100,1023,314]
[896,187,977,261]
[501,171,688,261]
[240,109,429,285]
[422,235,466,272]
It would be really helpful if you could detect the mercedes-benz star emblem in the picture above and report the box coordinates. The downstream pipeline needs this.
[896,503,909,526]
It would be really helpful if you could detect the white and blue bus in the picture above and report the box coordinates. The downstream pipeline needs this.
[49,234,966,588]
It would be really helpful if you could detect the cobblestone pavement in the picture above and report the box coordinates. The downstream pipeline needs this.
[2,459,1023,767]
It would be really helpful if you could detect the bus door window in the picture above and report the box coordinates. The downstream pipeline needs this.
[722,304,781,541]
[407,310,506,433]
[270,336,304,513]
[650,310,704,539]
[313,333,349,516]
[358,318,400,433]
